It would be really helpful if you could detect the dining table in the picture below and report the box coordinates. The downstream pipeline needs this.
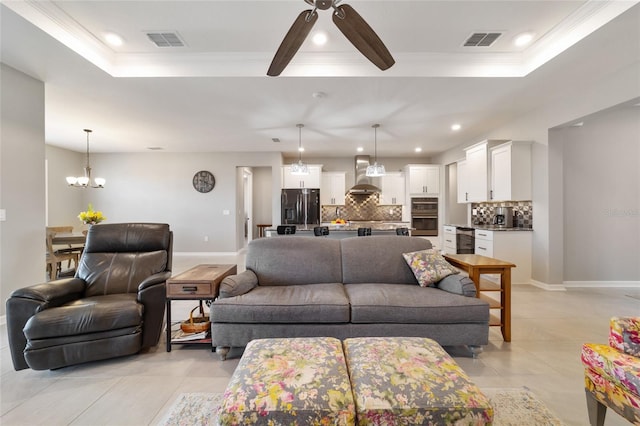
[51,232,87,246]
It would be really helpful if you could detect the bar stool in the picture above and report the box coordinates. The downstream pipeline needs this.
[396,227,409,236]
[314,226,329,237]
[357,227,371,236]
[277,225,296,235]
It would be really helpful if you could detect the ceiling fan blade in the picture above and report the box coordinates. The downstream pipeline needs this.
[267,10,318,77]
[332,4,395,71]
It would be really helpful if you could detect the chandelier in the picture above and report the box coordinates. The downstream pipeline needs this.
[290,123,309,175]
[66,129,105,188]
[366,123,386,177]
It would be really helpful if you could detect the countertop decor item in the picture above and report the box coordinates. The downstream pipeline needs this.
[66,129,106,188]
[78,203,106,225]
[192,170,215,193]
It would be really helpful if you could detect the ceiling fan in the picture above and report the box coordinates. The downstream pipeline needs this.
[267,0,395,76]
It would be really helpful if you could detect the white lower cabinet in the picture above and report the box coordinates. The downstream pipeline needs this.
[443,226,457,254]
[474,229,532,284]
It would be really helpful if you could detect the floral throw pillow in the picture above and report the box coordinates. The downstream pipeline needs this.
[402,249,459,287]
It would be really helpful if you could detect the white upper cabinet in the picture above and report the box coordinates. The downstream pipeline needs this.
[321,172,346,205]
[456,159,470,203]
[457,140,509,203]
[282,165,322,189]
[489,141,532,202]
[380,172,405,205]
[406,165,440,196]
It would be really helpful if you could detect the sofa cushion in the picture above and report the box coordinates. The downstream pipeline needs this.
[345,284,489,324]
[402,249,459,287]
[23,294,142,339]
[211,283,350,323]
[341,236,431,285]
[245,237,342,286]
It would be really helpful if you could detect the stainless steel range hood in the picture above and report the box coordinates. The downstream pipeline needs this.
[347,155,381,194]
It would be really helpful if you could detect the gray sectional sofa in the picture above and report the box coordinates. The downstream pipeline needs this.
[210,235,490,359]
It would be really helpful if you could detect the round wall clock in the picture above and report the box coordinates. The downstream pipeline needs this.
[192,170,215,193]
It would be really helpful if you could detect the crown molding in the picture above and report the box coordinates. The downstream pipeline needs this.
[5,0,638,78]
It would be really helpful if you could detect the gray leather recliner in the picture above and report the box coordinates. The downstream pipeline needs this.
[6,223,173,371]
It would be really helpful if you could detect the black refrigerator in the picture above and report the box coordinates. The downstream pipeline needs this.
[281,188,320,226]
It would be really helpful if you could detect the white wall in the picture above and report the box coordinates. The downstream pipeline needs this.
[558,107,640,282]
[45,145,84,227]
[0,64,46,317]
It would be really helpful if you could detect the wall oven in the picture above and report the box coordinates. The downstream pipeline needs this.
[411,197,438,236]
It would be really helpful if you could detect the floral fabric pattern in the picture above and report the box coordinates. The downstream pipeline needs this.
[609,317,640,357]
[218,337,355,425]
[343,337,493,425]
[581,316,640,425]
[402,249,460,287]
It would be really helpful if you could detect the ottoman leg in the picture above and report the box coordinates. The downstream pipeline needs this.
[585,390,607,426]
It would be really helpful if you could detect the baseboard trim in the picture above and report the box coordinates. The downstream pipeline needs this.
[529,279,567,291]
[174,251,240,257]
[563,280,640,288]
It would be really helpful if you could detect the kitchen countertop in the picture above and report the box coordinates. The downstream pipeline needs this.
[445,224,533,232]
[268,222,412,232]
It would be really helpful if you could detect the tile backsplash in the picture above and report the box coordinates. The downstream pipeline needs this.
[471,200,533,228]
[322,193,403,222]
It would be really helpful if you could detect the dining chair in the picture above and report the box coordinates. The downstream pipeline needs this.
[313,226,329,237]
[45,230,79,280]
[47,226,83,268]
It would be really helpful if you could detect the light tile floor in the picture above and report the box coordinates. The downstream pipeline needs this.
[1,252,638,425]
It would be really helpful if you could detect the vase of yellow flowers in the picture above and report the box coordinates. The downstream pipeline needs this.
[78,203,106,225]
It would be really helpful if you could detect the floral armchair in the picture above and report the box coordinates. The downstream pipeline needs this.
[581,317,640,425]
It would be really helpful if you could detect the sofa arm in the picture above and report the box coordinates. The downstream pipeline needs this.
[219,270,258,298]
[609,316,640,357]
[436,274,477,297]
[6,278,86,370]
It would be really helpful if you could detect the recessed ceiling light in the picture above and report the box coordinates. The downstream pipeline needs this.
[451,123,462,131]
[514,32,534,47]
[571,122,584,127]
[357,147,364,152]
[415,147,422,153]
[104,32,124,47]
[312,31,328,46]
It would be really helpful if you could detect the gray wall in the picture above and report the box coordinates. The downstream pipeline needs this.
[558,107,639,282]
[45,145,84,227]
[252,167,273,239]
[1,64,46,317]
[45,151,283,253]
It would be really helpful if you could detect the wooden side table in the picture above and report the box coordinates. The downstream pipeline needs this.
[165,264,237,351]
[443,254,515,342]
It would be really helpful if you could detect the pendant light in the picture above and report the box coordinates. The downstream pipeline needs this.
[66,129,105,188]
[366,123,386,177]
[290,123,310,175]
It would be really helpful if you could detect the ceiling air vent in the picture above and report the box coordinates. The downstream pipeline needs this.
[146,32,185,47]
[464,32,502,47]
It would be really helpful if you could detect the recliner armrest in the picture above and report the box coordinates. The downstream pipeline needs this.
[138,271,172,291]
[436,275,477,297]
[10,278,86,308]
[219,270,258,298]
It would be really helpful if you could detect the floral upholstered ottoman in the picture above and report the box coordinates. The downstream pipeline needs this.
[218,337,355,425]
[343,337,493,425]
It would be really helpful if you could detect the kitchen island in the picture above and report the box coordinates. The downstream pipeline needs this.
[265,222,412,239]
